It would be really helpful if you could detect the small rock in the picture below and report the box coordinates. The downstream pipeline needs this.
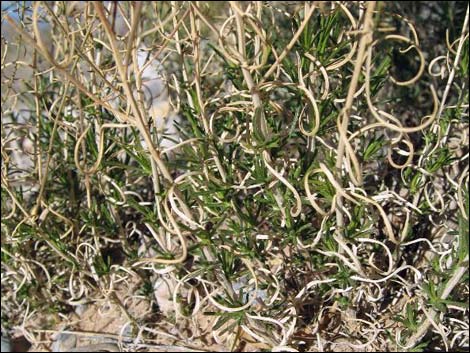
[51,333,77,352]
[1,336,11,353]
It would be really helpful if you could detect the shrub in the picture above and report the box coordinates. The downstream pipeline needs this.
[1,1,468,351]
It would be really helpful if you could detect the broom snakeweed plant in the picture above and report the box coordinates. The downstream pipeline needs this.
[1,1,469,351]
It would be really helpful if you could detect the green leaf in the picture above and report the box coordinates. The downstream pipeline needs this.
[410,172,423,194]
[252,107,270,144]
[409,341,430,352]
[439,299,469,309]
[363,136,385,161]
[458,211,469,264]
[213,314,232,331]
